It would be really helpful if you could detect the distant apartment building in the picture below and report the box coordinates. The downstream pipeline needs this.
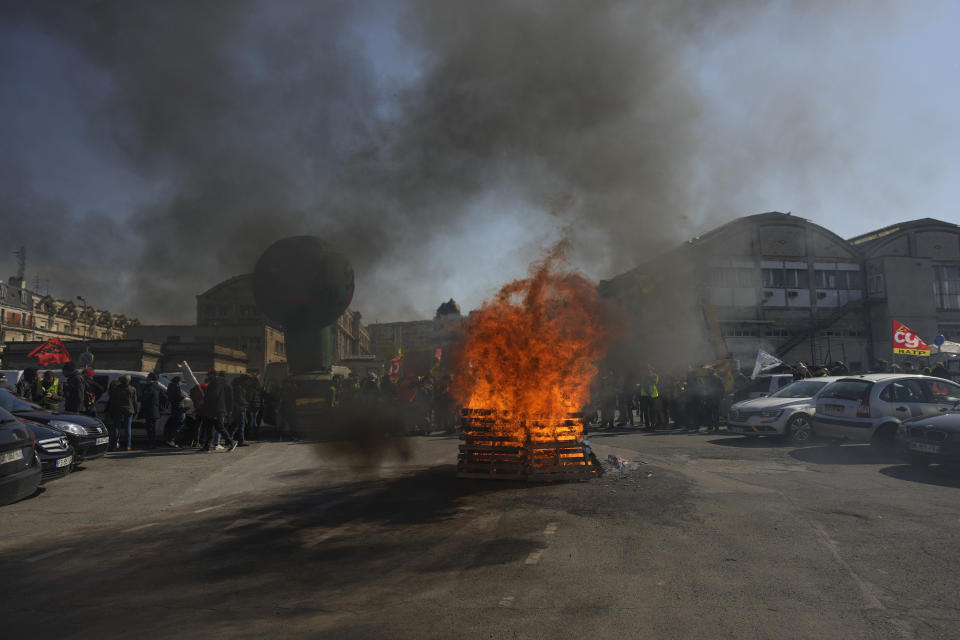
[0,276,133,346]
[368,299,463,369]
[127,273,370,373]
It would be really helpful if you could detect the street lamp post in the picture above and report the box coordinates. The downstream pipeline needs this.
[76,296,87,339]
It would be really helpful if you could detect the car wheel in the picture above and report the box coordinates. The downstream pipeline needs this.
[909,455,930,469]
[871,423,898,454]
[784,414,813,444]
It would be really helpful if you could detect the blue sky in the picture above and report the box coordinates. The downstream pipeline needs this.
[1,1,958,322]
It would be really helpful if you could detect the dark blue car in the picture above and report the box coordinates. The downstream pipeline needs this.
[896,411,960,467]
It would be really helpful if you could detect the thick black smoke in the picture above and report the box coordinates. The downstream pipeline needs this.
[1,0,841,321]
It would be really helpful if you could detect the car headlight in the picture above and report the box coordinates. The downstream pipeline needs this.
[759,409,784,419]
[48,420,87,436]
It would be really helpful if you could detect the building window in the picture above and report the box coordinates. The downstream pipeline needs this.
[816,267,862,289]
[868,273,884,296]
[934,265,960,310]
[938,325,960,340]
[721,326,757,337]
[710,267,756,288]
[785,269,809,289]
[0,284,5,300]
[814,270,837,289]
[762,269,785,288]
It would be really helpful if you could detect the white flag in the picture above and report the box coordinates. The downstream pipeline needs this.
[751,349,784,379]
[939,340,960,355]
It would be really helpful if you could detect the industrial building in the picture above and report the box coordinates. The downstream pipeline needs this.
[600,212,960,371]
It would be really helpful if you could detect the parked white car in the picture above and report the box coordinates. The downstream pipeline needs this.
[812,374,960,449]
[728,377,843,443]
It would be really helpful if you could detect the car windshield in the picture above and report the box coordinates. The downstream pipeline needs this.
[770,380,828,398]
[0,389,44,413]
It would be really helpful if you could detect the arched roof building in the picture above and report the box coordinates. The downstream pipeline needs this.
[601,212,871,370]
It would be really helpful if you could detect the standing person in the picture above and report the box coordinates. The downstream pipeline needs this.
[637,372,651,429]
[683,376,700,431]
[230,373,249,447]
[188,377,208,448]
[36,370,63,411]
[107,375,138,451]
[732,370,751,404]
[704,369,725,433]
[140,372,163,449]
[16,367,39,401]
[197,371,237,452]
[645,367,662,429]
[164,376,186,447]
[62,362,87,413]
[245,371,263,440]
[82,369,104,417]
[219,372,234,450]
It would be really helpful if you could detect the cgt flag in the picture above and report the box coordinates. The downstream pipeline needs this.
[892,320,931,356]
[27,337,72,367]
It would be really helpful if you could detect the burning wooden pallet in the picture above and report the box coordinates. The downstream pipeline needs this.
[458,409,597,481]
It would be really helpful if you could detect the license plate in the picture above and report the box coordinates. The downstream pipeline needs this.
[909,442,941,454]
[0,448,25,464]
[96,437,109,446]
[56,455,73,468]
[824,404,846,416]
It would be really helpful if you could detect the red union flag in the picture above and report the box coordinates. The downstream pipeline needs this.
[388,354,403,382]
[27,337,72,366]
[892,320,931,356]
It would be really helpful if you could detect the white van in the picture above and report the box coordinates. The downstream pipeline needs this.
[90,370,195,428]
[746,374,795,398]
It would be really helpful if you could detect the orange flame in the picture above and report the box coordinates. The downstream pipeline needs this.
[452,242,614,441]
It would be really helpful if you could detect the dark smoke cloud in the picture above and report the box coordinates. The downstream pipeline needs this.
[2,0,893,322]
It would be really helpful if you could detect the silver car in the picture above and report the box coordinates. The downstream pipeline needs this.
[727,377,842,444]
[812,374,960,448]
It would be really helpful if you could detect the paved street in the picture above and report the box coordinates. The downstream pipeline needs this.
[3,428,960,639]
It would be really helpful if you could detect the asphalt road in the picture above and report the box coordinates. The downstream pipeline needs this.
[2,427,959,639]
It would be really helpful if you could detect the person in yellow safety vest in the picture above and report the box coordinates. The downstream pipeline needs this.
[36,370,63,411]
[638,368,659,430]
[646,368,661,429]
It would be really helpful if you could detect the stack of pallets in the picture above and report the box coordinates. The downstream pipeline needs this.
[458,409,597,482]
